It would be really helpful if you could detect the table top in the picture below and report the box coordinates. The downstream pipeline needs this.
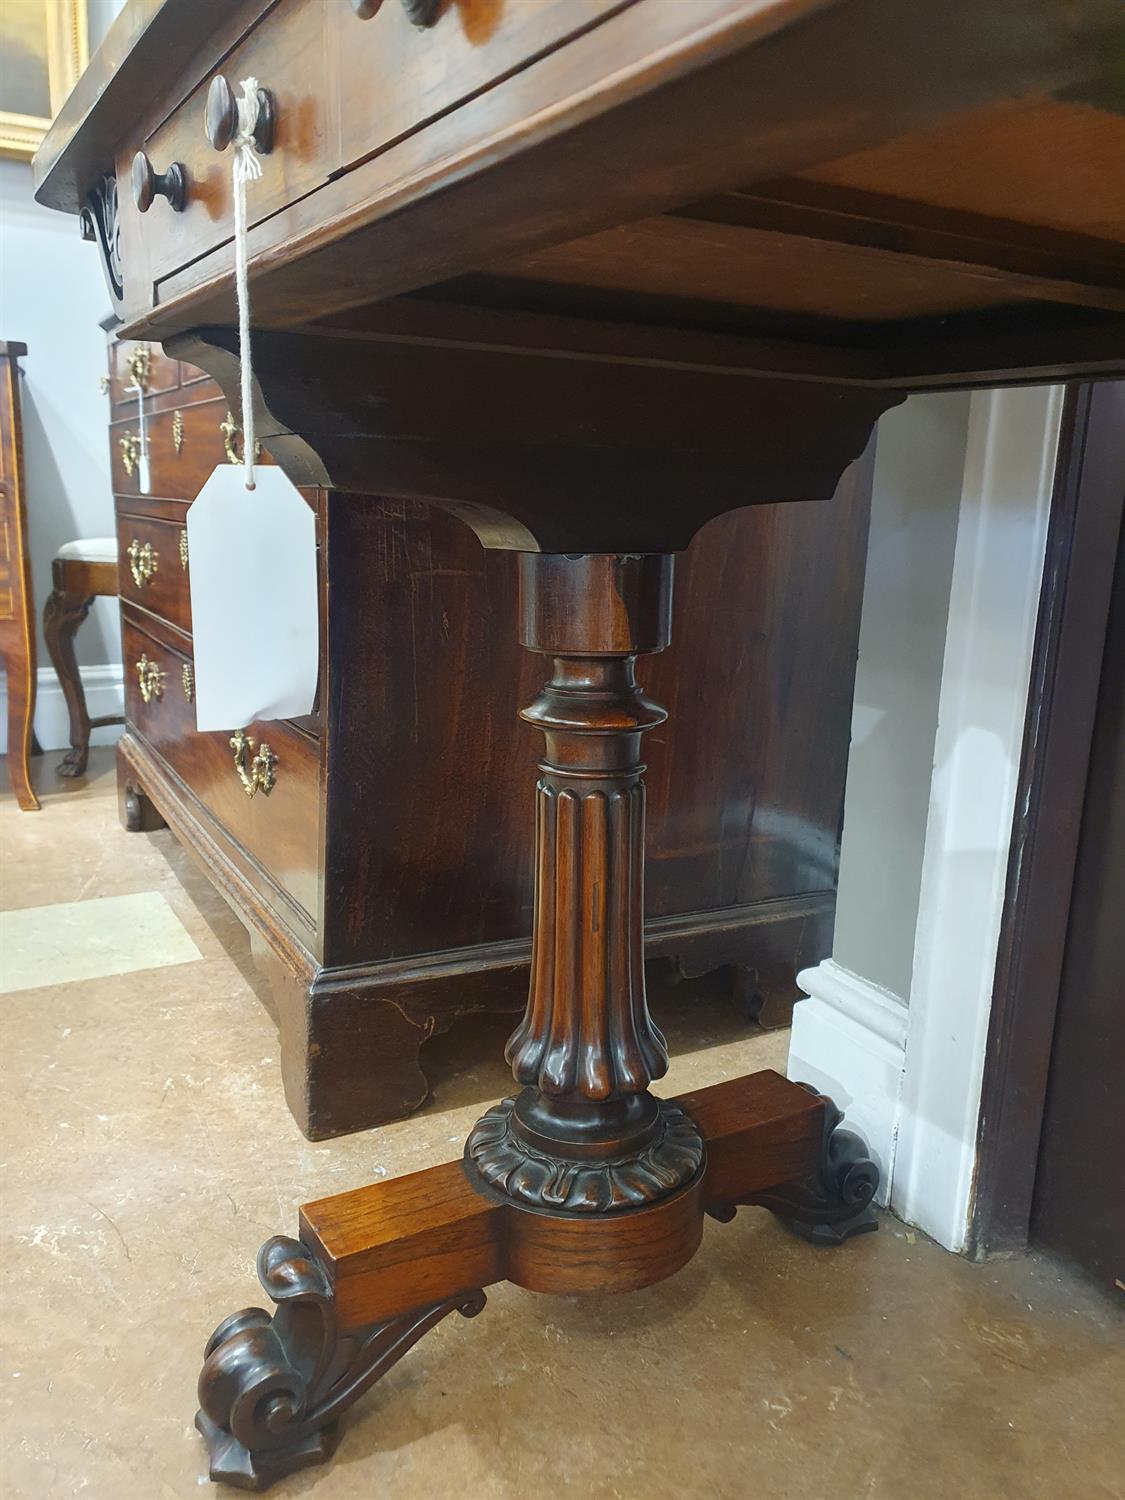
[33,0,1125,392]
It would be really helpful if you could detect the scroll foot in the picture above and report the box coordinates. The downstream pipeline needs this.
[709,1085,880,1248]
[197,1235,485,1491]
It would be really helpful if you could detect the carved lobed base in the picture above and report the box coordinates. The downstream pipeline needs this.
[197,1071,878,1490]
[466,1092,704,1212]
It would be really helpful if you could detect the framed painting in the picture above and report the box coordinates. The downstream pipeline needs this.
[0,1,88,161]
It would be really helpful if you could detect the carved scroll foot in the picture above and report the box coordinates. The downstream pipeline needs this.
[709,1085,880,1247]
[197,1235,485,1491]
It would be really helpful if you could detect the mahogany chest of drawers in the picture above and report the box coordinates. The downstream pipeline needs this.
[109,333,872,1139]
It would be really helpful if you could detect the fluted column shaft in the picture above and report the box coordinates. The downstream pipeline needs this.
[506,655,669,1103]
[466,554,704,1212]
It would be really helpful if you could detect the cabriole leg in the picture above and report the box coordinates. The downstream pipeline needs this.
[42,586,94,778]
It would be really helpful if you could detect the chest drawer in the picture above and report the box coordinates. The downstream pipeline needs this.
[111,395,242,500]
[335,0,632,172]
[124,0,332,295]
[122,611,322,931]
[116,507,192,635]
[108,339,181,410]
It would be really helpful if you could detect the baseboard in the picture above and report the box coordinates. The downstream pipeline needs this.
[787,958,908,1206]
[0,663,124,755]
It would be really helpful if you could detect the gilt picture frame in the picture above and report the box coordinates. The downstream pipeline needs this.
[0,1,89,162]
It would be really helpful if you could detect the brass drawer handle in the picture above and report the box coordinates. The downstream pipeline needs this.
[126,344,151,391]
[205,75,275,154]
[136,653,164,704]
[131,151,187,213]
[172,408,184,454]
[220,409,261,467]
[126,538,158,588]
[179,528,189,570]
[230,729,277,798]
[181,663,194,702]
[119,431,140,477]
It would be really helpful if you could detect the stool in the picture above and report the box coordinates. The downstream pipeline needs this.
[42,538,123,778]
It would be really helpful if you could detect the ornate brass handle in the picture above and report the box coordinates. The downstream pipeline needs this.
[219,410,261,467]
[126,538,158,588]
[126,344,151,391]
[119,431,140,477]
[172,408,184,455]
[179,528,189,570]
[181,663,194,702]
[136,653,164,704]
[230,729,277,798]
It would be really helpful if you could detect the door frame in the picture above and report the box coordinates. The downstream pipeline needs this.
[969,381,1125,1256]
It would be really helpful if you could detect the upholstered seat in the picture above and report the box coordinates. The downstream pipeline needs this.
[56,536,117,564]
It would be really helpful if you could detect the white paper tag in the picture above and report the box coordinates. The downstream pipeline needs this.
[186,465,318,731]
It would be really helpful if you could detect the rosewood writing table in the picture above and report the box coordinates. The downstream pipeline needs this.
[34,0,1125,1488]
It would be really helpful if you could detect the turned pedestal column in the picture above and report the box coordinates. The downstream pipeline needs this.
[467,553,704,1212]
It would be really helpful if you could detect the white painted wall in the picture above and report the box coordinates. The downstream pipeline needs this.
[832,392,971,1000]
[0,158,118,668]
[789,393,971,1202]
[791,386,1063,1252]
[87,0,129,53]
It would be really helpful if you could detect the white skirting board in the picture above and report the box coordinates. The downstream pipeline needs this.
[789,960,908,1207]
[0,663,124,755]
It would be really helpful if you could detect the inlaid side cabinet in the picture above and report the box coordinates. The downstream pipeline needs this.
[109,335,873,1139]
[0,342,37,812]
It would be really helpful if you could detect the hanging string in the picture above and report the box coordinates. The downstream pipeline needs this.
[231,78,263,490]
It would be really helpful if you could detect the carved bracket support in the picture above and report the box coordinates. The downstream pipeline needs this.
[79,171,123,304]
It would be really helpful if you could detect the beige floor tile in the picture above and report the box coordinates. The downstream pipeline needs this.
[0,891,202,993]
[1,748,1121,1500]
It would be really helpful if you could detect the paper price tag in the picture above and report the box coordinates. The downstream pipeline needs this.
[186,465,318,731]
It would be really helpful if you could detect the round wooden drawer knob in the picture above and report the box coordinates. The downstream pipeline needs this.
[131,151,187,213]
[205,75,275,154]
[354,0,441,21]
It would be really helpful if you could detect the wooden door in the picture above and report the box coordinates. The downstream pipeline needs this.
[1030,511,1125,1294]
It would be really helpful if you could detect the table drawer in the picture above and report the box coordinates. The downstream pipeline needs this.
[336,0,631,172]
[123,612,321,927]
[111,395,236,500]
[116,509,192,635]
[127,0,332,292]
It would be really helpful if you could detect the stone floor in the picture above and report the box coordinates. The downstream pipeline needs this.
[1,748,1122,1500]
